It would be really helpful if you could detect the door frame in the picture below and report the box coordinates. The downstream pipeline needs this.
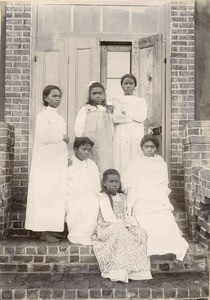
[100,42,132,89]
[29,3,38,167]
[165,1,172,174]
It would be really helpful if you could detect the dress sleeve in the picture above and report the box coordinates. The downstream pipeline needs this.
[99,193,123,223]
[74,106,87,137]
[128,98,147,123]
[35,113,64,144]
[112,99,133,124]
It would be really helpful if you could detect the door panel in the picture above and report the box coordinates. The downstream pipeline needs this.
[68,37,100,152]
[30,39,68,164]
[33,39,68,119]
[133,34,165,156]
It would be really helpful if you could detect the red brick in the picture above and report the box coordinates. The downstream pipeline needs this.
[27,289,39,299]
[14,290,26,299]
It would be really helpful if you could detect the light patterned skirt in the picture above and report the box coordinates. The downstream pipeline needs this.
[91,219,152,283]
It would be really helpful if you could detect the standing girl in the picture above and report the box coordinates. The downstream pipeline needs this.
[91,169,152,283]
[74,82,114,175]
[25,85,69,242]
[113,74,147,175]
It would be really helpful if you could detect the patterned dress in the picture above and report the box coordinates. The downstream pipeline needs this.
[91,192,152,283]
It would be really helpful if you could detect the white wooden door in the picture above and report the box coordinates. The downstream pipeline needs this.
[133,34,165,156]
[33,39,68,119]
[32,37,100,154]
[67,37,100,152]
[31,39,68,161]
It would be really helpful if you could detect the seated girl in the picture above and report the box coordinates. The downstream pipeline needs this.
[122,134,189,261]
[65,137,100,245]
[91,169,152,283]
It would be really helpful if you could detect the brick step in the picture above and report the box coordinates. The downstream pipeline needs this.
[0,272,208,299]
[0,238,208,274]
[7,209,189,237]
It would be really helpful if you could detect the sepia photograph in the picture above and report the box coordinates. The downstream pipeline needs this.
[0,0,209,299]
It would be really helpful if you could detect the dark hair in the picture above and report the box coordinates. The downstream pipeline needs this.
[43,85,62,106]
[140,134,160,149]
[120,74,137,87]
[86,82,106,106]
[101,169,123,209]
[73,137,94,149]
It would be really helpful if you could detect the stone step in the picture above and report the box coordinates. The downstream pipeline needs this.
[0,238,208,274]
[7,209,189,237]
[0,272,208,299]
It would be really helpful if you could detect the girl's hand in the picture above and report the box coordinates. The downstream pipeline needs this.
[63,134,70,144]
[106,105,114,113]
[68,158,73,167]
[124,222,131,228]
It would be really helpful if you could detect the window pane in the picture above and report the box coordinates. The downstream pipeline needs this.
[131,6,158,34]
[74,5,100,33]
[107,52,130,78]
[103,6,129,33]
[43,5,71,33]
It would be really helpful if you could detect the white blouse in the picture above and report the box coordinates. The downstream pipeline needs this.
[112,96,147,124]
[74,104,107,137]
[35,106,66,144]
[98,193,124,224]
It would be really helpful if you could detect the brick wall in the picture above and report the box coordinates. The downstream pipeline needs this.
[192,166,210,247]
[183,121,210,237]
[5,3,31,210]
[0,122,14,238]
[170,0,195,205]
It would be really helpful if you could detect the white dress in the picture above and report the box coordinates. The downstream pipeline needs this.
[122,155,189,261]
[25,106,68,232]
[65,155,101,245]
[112,96,147,175]
[74,104,114,175]
[91,192,152,283]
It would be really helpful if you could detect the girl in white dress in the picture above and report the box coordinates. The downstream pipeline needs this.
[25,85,69,243]
[113,74,147,175]
[75,82,114,175]
[65,137,101,246]
[91,169,152,283]
[122,134,189,260]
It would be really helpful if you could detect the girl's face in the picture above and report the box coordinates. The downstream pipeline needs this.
[121,77,136,95]
[90,87,105,105]
[74,143,92,161]
[103,174,120,195]
[142,141,157,157]
[44,89,61,108]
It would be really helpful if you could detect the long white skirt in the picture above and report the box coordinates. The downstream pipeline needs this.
[25,142,68,232]
[66,196,99,246]
[113,122,144,175]
[135,202,189,261]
